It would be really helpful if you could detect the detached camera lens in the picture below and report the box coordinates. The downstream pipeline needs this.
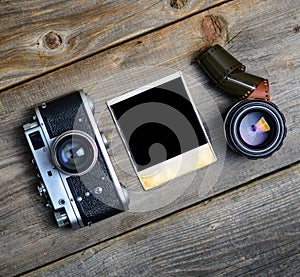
[224,99,286,159]
[52,131,98,175]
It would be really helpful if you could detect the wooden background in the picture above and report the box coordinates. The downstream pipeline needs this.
[0,0,299,276]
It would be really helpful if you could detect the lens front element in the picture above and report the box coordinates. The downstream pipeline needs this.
[239,111,276,147]
[224,99,286,159]
[52,130,98,175]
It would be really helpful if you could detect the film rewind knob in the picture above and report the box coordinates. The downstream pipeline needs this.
[54,210,69,227]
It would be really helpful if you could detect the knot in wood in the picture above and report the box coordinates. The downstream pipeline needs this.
[170,0,187,9]
[44,31,62,49]
[293,25,299,33]
[201,15,227,45]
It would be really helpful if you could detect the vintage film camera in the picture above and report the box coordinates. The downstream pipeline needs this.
[23,91,129,229]
[198,45,286,159]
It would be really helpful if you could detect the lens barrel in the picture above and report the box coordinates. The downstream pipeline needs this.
[51,130,98,175]
[224,99,286,159]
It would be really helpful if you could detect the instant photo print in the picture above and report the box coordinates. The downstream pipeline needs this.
[107,72,216,190]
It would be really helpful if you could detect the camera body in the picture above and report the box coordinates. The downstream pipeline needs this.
[23,91,129,229]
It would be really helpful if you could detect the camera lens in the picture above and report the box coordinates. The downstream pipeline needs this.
[52,130,98,175]
[239,111,276,147]
[224,99,286,159]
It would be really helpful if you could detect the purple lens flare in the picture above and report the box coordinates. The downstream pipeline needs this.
[239,111,274,147]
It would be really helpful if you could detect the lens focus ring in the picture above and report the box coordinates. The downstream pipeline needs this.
[51,130,98,175]
[224,99,286,159]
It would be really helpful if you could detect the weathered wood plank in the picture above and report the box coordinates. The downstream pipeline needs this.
[0,0,299,275]
[0,0,226,90]
[25,164,300,276]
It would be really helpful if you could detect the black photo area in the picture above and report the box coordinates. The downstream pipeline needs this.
[110,77,208,171]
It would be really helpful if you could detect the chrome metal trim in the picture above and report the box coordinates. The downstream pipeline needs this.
[24,123,83,228]
[34,106,84,228]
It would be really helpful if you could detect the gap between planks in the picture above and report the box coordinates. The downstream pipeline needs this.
[24,162,300,276]
[0,0,232,93]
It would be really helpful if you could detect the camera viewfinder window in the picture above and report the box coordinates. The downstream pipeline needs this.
[29,131,45,150]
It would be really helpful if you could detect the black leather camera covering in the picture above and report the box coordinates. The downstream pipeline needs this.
[39,92,122,225]
[40,92,92,139]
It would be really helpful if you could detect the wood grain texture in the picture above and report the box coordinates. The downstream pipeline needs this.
[0,0,226,91]
[0,0,299,275]
[25,164,300,276]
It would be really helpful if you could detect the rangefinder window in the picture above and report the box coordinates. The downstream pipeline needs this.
[29,131,45,150]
